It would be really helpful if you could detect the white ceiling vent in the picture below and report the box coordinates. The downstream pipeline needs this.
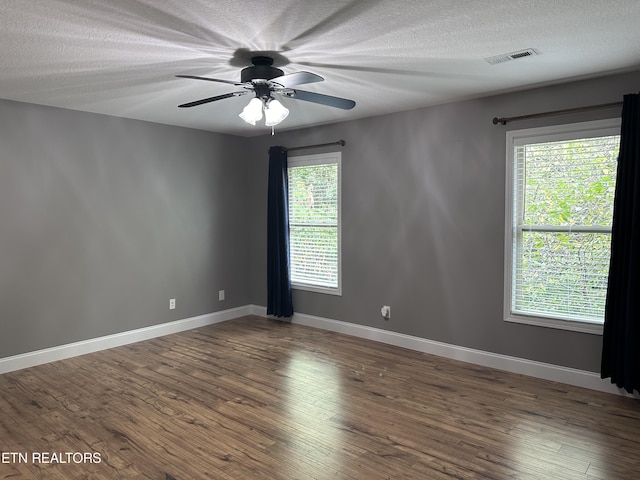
[484,48,540,65]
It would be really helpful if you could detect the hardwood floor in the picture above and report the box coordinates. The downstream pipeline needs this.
[1,315,639,479]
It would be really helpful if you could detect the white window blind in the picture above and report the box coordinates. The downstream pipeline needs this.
[506,119,620,331]
[288,152,341,294]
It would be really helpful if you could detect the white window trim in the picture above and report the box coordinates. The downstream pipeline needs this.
[503,118,621,335]
[288,151,342,296]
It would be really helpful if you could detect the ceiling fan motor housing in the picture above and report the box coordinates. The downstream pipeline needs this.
[241,56,284,83]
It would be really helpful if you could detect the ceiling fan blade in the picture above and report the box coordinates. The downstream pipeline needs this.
[178,91,248,108]
[176,74,242,86]
[271,71,324,88]
[288,90,356,110]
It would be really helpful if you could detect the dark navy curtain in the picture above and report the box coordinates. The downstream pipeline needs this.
[601,93,640,393]
[266,146,294,318]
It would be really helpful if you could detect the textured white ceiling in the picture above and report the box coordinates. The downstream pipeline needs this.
[1,0,639,136]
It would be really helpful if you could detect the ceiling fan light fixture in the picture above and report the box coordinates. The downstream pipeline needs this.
[264,99,289,126]
[178,55,354,128]
[239,97,263,125]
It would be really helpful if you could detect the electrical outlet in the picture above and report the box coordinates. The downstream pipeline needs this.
[381,305,391,320]
[169,298,176,310]
[219,290,225,301]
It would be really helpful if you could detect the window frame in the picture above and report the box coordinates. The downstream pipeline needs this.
[504,118,621,335]
[288,151,342,296]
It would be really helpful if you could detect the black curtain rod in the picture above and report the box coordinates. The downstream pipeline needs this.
[492,101,623,126]
[285,139,345,152]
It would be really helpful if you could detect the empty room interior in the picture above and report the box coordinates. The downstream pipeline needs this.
[1,1,640,479]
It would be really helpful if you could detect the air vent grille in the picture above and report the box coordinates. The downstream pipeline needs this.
[484,48,540,65]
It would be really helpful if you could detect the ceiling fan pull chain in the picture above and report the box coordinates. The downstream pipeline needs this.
[271,125,275,136]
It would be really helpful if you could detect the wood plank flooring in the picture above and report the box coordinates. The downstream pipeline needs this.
[1,315,639,479]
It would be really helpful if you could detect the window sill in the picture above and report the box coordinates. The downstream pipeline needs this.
[505,314,603,335]
[292,283,342,296]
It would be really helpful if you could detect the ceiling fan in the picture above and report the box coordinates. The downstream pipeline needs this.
[176,56,356,126]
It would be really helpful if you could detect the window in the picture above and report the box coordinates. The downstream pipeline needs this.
[288,152,341,295]
[504,119,620,333]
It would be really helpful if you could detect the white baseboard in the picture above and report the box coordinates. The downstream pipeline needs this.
[249,305,632,397]
[0,305,252,375]
[2,304,633,398]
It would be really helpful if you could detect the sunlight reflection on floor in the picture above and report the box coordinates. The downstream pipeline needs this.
[282,350,346,477]
[506,419,607,478]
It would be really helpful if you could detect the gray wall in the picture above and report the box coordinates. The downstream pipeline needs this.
[247,70,640,373]
[2,70,638,372]
[0,100,249,358]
